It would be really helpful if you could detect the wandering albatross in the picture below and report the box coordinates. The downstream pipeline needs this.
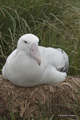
[2,34,69,87]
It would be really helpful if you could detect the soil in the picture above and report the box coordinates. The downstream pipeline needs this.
[0,75,80,119]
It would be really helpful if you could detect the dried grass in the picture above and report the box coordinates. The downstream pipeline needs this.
[0,75,80,118]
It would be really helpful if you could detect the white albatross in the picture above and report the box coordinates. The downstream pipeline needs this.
[2,34,69,87]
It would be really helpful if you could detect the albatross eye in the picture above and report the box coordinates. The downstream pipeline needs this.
[24,41,27,44]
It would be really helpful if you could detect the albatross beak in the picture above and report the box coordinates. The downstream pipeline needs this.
[31,44,41,65]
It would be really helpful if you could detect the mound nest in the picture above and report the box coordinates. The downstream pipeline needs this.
[0,75,80,118]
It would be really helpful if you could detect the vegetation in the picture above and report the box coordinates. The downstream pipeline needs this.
[0,0,80,119]
[0,0,80,75]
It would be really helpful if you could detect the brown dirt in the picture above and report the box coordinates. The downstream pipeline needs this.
[0,75,80,119]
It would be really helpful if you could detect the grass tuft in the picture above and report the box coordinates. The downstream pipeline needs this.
[0,0,80,75]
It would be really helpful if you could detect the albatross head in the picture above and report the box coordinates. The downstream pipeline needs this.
[17,34,41,65]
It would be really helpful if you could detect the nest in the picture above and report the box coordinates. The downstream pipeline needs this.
[0,75,80,119]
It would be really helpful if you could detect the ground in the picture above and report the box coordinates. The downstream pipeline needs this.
[0,75,80,119]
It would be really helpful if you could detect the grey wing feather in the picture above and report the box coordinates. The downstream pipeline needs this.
[56,48,69,73]
[39,46,69,74]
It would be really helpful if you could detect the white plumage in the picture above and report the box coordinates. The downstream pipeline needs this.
[2,34,69,87]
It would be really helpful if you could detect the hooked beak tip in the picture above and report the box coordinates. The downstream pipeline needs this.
[38,60,41,66]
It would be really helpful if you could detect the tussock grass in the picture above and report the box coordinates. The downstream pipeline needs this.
[0,0,80,75]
